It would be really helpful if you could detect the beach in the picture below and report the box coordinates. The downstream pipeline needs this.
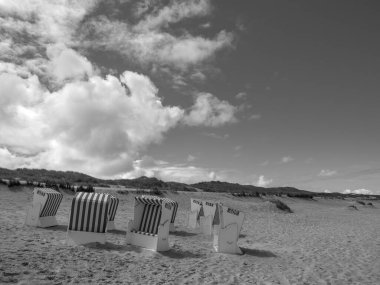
[1,186,379,284]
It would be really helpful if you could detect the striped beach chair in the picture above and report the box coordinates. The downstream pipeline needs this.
[141,195,178,232]
[67,192,110,245]
[25,188,63,228]
[213,205,245,254]
[188,198,204,229]
[107,195,119,231]
[126,195,174,251]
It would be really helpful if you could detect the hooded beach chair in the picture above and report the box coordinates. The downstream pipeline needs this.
[25,188,63,228]
[141,195,178,232]
[199,200,221,235]
[188,198,204,229]
[107,195,119,231]
[67,192,110,245]
[126,195,174,251]
[213,205,245,254]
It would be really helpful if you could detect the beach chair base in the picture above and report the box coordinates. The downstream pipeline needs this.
[66,230,106,245]
[200,215,213,235]
[107,220,116,231]
[126,221,170,252]
[213,223,243,255]
[25,205,58,228]
[188,211,199,229]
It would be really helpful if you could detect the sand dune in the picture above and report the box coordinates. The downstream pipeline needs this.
[0,186,379,284]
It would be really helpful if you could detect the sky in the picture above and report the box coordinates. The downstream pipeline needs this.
[0,0,379,194]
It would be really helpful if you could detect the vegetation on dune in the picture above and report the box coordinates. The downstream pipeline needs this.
[269,199,293,213]
[0,167,379,200]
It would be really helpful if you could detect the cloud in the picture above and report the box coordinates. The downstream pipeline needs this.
[187,155,196,162]
[0,0,237,179]
[281,156,294,163]
[249,114,261,120]
[343,189,373,195]
[256,175,273,187]
[319,169,337,177]
[47,45,94,82]
[235,92,247,100]
[183,93,237,127]
[123,157,221,184]
[0,65,185,177]
[78,0,233,72]
[202,132,230,140]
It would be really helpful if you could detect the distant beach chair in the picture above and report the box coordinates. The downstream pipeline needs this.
[213,205,245,254]
[25,188,63,228]
[67,192,110,245]
[107,195,119,231]
[188,198,204,229]
[141,195,178,232]
[200,200,221,235]
[126,195,174,251]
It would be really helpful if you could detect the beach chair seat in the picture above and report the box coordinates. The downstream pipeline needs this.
[126,195,174,251]
[25,188,63,228]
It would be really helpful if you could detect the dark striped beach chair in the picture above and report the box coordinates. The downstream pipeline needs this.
[25,188,63,228]
[67,192,110,245]
[107,195,119,230]
[141,195,178,232]
[126,195,174,251]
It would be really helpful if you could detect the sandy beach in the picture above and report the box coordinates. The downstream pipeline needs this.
[0,186,379,284]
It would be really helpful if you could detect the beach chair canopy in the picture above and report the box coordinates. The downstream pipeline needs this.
[68,192,110,234]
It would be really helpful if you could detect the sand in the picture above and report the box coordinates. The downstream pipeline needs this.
[0,186,379,284]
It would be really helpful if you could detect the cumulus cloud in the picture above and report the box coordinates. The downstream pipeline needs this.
[256,175,273,187]
[319,169,337,177]
[0,0,238,179]
[183,93,237,127]
[123,157,220,184]
[343,189,373,195]
[0,66,185,177]
[235,92,247,100]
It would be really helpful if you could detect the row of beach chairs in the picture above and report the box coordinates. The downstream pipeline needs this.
[25,188,244,254]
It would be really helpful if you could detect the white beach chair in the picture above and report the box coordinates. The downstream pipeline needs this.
[25,188,63,228]
[199,200,220,235]
[126,195,174,252]
[67,192,110,245]
[188,198,204,229]
[213,205,245,254]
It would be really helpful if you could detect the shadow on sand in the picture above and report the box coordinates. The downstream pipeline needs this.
[170,230,198,237]
[108,229,126,235]
[159,248,206,259]
[45,224,68,232]
[240,247,277,258]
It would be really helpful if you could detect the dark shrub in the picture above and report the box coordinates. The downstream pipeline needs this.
[356,201,365,205]
[269,199,293,213]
